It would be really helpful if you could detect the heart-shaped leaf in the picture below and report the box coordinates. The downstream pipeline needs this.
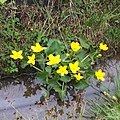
[36,71,49,84]
[75,80,89,90]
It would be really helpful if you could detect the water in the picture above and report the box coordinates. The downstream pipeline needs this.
[0,55,120,120]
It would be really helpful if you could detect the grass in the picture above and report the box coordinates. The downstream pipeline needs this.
[85,67,120,120]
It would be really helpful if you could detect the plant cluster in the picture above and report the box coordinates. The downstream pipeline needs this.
[10,37,108,100]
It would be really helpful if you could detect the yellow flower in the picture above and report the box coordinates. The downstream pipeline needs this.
[95,69,105,81]
[69,61,80,73]
[47,54,61,65]
[99,42,108,51]
[97,53,102,57]
[112,96,117,100]
[31,43,46,52]
[10,50,23,60]
[74,73,83,80]
[66,53,70,57]
[71,42,81,52]
[30,28,33,31]
[57,65,68,76]
[27,54,35,65]
[103,91,110,97]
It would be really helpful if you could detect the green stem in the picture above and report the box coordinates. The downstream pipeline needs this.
[62,82,64,90]
[81,54,89,63]
[33,66,42,72]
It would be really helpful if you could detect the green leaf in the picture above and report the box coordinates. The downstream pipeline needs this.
[0,0,7,4]
[37,54,45,70]
[79,38,90,49]
[80,57,91,69]
[48,80,61,91]
[60,76,71,83]
[21,59,28,69]
[53,74,60,81]
[45,39,64,55]
[75,80,89,90]
[58,86,67,101]
[48,74,61,88]
[45,66,52,74]
[48,75,67,100]
[85,69,95,78]
[61,53,67,62]
[36,71,49,84]
[76,49,86,61]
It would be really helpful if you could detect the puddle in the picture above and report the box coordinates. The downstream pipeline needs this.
[0,75,85,120]
[0,55,120,120]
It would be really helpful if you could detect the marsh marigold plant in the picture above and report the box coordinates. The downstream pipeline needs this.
[10,39,108,100]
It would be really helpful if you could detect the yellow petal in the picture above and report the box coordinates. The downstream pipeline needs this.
[12,50,17,54]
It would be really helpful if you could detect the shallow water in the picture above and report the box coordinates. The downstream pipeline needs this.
[0,55,120,120]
